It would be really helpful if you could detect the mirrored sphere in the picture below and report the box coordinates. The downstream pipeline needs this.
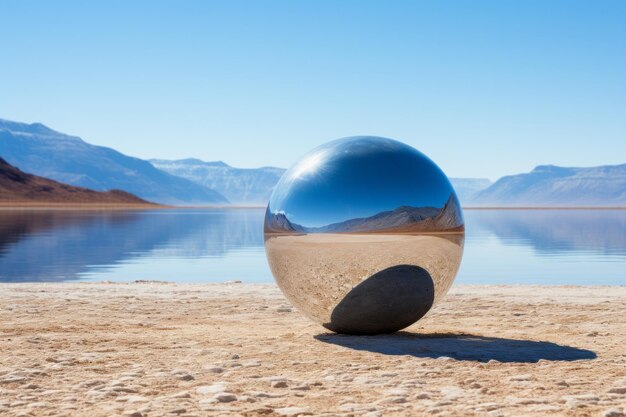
[264,136,464,335]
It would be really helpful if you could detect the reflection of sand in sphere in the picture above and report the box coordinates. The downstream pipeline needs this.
[264,233,464,326]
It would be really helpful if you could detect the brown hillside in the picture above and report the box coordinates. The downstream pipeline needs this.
[0,157,154,205]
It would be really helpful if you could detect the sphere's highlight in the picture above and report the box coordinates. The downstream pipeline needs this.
[264,136,464,334]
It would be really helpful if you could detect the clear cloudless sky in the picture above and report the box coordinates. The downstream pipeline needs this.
[0,0,625,180]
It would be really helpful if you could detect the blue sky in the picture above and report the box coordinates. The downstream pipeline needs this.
[1,0,624,180]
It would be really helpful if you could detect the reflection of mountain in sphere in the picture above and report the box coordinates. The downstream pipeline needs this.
[264,136,464,335]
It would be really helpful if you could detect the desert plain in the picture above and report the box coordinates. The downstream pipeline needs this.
[1,282,625,417]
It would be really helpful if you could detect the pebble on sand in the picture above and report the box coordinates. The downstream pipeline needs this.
[214,392,237,403]
[196,383,228,395]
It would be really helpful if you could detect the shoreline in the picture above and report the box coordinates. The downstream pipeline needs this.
[0,202,165,210]
[2,203,626,210]
[463,206,626,210]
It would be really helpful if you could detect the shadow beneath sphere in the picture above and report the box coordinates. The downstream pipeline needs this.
[323,264,435,335]
[314,332,597,363]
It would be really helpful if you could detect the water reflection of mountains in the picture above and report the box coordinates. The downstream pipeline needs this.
[468,210,626,256]
[4,208,625,283]
[266,195,464,234]
[0,209,264,282]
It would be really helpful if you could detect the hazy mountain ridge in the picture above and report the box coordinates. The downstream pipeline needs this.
[472,164,626,206]
[449,178,492,202]
[153,159,491,205]
[4,118,626,207]
[0,119,228,205]
[265,194,463,234]
[150,158,285,205]
[312,194,463,233]
[314,206,441,233]
[0,157,151,205]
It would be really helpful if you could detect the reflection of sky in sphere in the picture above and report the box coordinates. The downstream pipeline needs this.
[269,136,458,228]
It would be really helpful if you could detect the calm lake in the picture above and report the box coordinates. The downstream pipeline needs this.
[0,208,625,285]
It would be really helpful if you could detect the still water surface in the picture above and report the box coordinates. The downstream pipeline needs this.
[0,208,624,285]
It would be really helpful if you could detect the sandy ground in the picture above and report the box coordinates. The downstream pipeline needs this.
[265,233,462,327]
[1,283,625,417]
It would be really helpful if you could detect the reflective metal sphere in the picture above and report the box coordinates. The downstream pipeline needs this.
[264,136,464,335]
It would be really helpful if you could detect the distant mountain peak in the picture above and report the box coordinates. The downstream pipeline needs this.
[1,119,53,134]
[472,163,626,206]
[531,164,558,171]
[0,117,228,205]
[0,118,85,145]
[529,165,578,176]
[151,158,285,204]
[178,158,230,167]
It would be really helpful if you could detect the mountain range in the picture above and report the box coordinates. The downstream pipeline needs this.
[471,164,626,206]
[449,178,492,202]
[2,117,626,206]
[0,119,227,205]
[0,157,151,205]
[147,161,626,207]
[150,158,284,205]
[153,157,492,205]
[265,194,463,234]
